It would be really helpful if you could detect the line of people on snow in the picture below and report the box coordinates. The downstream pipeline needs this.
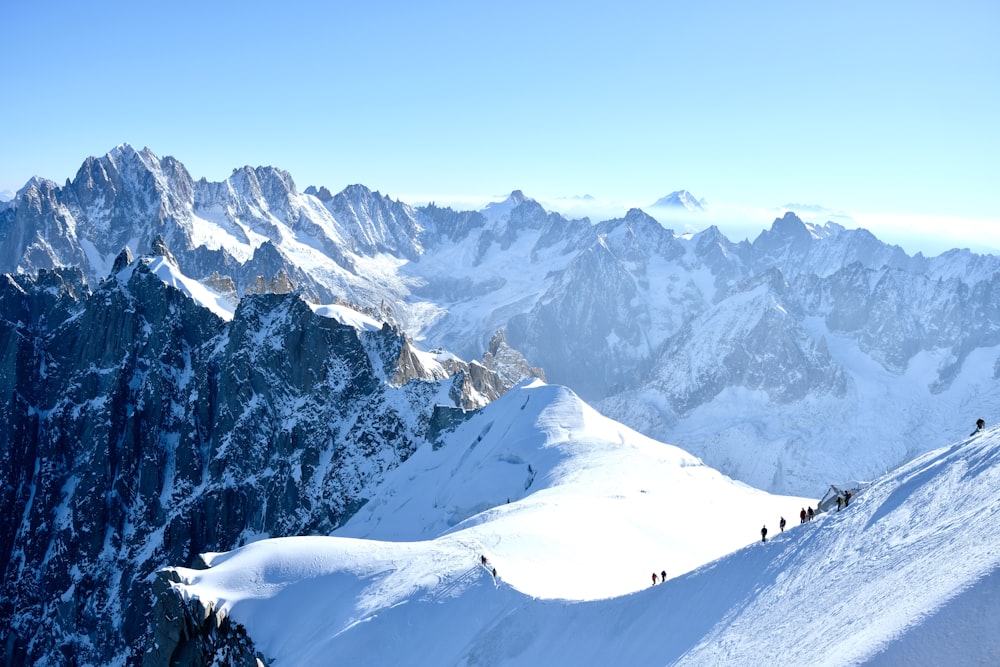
[762,491,856,543]
[480,554,497,579]
[760,418,987,545]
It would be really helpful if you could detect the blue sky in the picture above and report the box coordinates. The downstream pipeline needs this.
[1,1,997,254]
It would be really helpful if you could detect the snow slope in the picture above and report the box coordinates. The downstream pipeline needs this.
[166,381,809,660]
[166,388,1000,666]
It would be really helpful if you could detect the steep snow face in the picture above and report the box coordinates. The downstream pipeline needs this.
[142,255,238,321]
[165,417,1000,667]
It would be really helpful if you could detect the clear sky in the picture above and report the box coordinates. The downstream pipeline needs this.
[1,1,997,255]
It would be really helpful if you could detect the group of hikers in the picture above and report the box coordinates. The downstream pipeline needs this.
[761,490,855,543]
[757,418,989,544]
[480,554,497,579]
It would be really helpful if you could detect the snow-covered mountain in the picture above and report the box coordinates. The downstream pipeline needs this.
[0,239,538,666]
[157,400,1000,666]
[651,189,707,211]
[4,145,1000,664]
[4,145,1000,498]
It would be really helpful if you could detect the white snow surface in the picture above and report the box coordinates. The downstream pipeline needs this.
[307,302,383,332]
[141,256,237,321]
[166,383,1000,665]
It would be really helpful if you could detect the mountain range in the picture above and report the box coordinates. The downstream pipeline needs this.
[2,144,999,664]
[3,145,998,496]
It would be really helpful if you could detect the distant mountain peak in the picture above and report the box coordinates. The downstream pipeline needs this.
[623,207,658,224]
[304,185,334,202]
[651,190,706,211]
[481,190,537,224]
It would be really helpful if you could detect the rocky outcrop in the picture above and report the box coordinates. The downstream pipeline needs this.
[144,569,266,667]
[0,245,485,666]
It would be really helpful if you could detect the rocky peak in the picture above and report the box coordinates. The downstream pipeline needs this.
[481,190,536,226]
[326,184,423,259]
[623,207,662,228]
[483,329,546,388]
[111,246,135,274]
[768,211,811,241]
[227,165,299,209]
[750,212,816,275]
[150,234,179,265]
[304,185,335,202]
[246,268,295,295]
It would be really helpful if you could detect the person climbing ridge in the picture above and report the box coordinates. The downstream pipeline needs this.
[661,570,667,583]
[837,496,843,511]
[800,508,806,524]
[761,525,768,543]
[779,516,786,532]
[807,506,814,521]
[652,572,658,585]
[845,491,852,507]
[970,418,986,436]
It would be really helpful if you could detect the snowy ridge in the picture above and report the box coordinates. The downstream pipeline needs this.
[307,301,383,332]
[141,255,238,321]
[167,421,1000,666]
[167,380,814,660]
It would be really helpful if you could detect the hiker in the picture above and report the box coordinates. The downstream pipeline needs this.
[837,496,843,511]
[970,418,986,436]
[845,491,852,507]
[808,506,814,521]
[661,570,667,583]
[652,572,658,585]
[779,516,786,532]
[761,525,768,543]
[800,508,806,524]
[481,554,487,566]
[492,567,497,579]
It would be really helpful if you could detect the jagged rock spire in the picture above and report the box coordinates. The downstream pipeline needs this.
[111,246,134,274]
[150,234,179,265]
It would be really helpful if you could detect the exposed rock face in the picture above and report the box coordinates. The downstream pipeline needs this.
[647,269,846,415]
[0,251,487,666]
[6,146,998,410]
[144,569,265,667]
[482,329,545,388]
[5,144,1000,494]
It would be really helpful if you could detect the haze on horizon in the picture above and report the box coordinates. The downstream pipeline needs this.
[1,1,996,256]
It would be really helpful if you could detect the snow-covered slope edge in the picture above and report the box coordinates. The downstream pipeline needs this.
[158,418,1000,666]
[156,381,815,663]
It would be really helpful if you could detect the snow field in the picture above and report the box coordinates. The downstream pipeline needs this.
[169,391,1000,665]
